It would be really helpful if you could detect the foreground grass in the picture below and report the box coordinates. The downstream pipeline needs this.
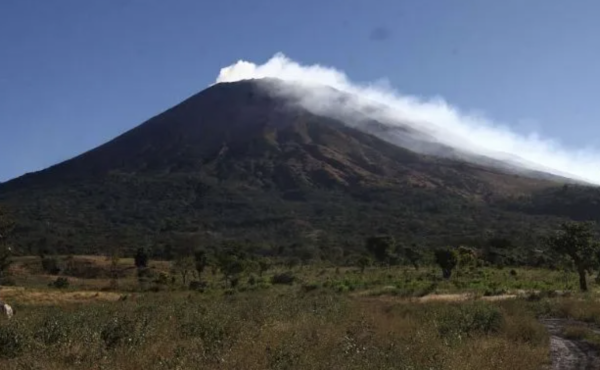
[5,257,599,369]
[0,289,551,370]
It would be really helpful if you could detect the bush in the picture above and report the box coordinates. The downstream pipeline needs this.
[483,287,506,297]
[189,280,208,292]
[248,274,258,286]
[41,257,62,275]
[230,276,241,288]
[35,316,71,346]
[503,314,548,345]
[271,272,296,285]
[49,277,69,289]
[100,315,149,349]
[0,324,28,359]
[154,272,170,285]
[335,284,350,293]
[0,276,16,286]
[562,325,588,340]
[301,282,320,292]
[438,303,504,340]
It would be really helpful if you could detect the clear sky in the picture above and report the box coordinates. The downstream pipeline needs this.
[1,0,599,182]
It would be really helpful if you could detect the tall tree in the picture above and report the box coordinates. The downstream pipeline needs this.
[0,206,15,242]
[399,244,422,270]
[134,247,149,269]
[217,255,245,287]
[546,221,600,292]
[172,255,195,286]
[434,249,458,279]
[365,235,395,266]
[193,249,208,280]
[215,243,248,287]
[357,255,372,273]
[0,206,15,281]
[108,248,121,290]
[258,258,271,277]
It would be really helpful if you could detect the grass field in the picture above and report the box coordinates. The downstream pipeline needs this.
[0,255,599,369]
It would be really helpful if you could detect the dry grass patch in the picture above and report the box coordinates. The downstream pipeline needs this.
[0,292,553,370]
[0,287,121,305]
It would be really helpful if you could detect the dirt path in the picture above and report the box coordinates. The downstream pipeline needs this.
[540,318,600,370]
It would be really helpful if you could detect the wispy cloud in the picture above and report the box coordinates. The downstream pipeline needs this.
[216,52,600,185]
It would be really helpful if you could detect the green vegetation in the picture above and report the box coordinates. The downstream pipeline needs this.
[435,248,458,279]
[0,206,15,284]
[4,235,600,369]
[545,221,600,291]
[0,79,596,258]
[133,247,149,269]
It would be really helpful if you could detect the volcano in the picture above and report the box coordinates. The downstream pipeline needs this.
[0,79,597,255]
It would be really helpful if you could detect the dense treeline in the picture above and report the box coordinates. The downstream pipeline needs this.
[0,171,575,258]
[5,197,600,293]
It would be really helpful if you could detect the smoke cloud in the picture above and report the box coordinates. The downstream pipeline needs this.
[216,52,599,185]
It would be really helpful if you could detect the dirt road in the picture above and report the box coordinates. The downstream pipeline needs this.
[541,318,600,370]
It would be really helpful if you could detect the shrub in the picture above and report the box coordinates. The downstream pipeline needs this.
[41,256,62,275]
[301,282,320,292]
[100,315,149,349]
[503,315,548,345]
[35,316,71,346]
[189,280,208,292]
[271,272,296,285]
[438,303,504,340]
[562,325,589,340]
[0,276,16,286]
[0,324,28,359]
[49,277,70,289]
[230,276,241,288]
[63,260,104,279]
[414,282,437,297]
[101,317,134,349]
[335,284,350,293]
[154,272,170,285]
[137,267,155,290]
[248,274,258,286]
[483,286,506,297]
[134,247,149,269]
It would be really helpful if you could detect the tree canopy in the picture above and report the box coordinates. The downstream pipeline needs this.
[546,221,600,292]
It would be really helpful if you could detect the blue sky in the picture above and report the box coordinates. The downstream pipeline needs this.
[1,0,599,182]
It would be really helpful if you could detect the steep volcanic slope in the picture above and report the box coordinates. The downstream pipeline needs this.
[0,79,591,255]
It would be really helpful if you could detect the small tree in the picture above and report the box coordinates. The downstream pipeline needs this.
[285,257,301,270]
[546,221,600,292]
[193,250,208,280]
[0,206,15,242]
[455,246,478,276]
[217,255,246,287]
[109,249,121,290]
[399,245,422,270]
[172,256,195,286]
[357,255,372,273]
[434,248,458,279]
[41,255,61,275]
[258,259,271,277]
[0,206,15,282]
[134,247,149,269]
[0,247,12,282]
[365,235,395,266]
